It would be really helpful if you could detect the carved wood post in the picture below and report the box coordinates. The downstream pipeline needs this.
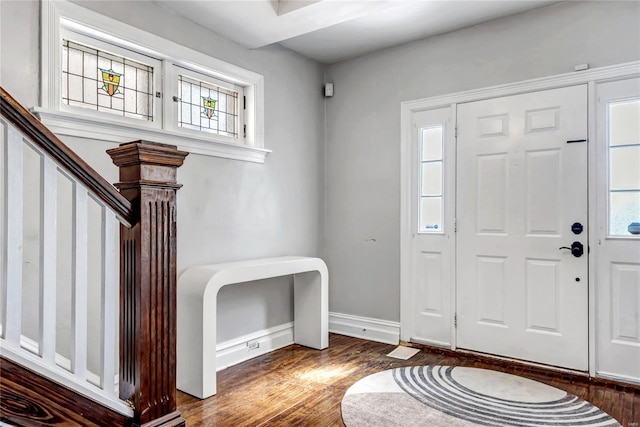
[107,141,188,427]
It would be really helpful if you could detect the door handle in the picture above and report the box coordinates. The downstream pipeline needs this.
[559,241,584,257]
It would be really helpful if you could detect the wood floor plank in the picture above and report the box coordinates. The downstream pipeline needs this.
[623,391,640,427]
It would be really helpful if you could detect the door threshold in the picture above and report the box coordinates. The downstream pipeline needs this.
[455,348,588,377]
[403,340,640,392]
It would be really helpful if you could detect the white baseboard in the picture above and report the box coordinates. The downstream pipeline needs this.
[216,322,294,371]
[329,312,400,345]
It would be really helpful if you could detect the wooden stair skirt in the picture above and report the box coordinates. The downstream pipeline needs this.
[0,357,129,426]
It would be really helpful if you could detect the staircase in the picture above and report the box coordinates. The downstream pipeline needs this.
[0,86,189,426]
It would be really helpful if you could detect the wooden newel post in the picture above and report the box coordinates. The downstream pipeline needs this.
[107,141,189,427]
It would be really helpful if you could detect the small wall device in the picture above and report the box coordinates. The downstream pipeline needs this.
[324,82,334,97]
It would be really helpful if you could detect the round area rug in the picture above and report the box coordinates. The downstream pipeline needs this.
[341,365,620,426]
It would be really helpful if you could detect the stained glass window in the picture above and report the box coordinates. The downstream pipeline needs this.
[62,40,154,121]
[177,75,239,138]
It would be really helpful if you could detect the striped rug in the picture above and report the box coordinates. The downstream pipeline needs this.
[341,365,620,426]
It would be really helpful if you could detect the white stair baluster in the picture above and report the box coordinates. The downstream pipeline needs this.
[40,157,57,364]
[5,126,23,347]
[101,207,117,395]
[72,183,88,380]
[0,121,6,339]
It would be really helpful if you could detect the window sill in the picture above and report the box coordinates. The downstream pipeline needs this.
[32,107,271,164]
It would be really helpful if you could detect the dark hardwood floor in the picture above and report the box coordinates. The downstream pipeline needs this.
[178,333,640,427]
[1,334,638,426]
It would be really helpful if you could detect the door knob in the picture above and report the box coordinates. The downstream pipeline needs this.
[559,241,583,257]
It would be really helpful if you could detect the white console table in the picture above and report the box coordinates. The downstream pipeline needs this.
[176,256,329,399]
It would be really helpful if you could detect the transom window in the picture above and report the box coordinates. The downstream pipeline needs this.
[419,125,444,233]
[177,74,240,138]
[39,1,267,163]
[608,98,640,236]
[62,39,155,121]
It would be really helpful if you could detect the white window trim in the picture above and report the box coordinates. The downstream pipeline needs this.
[37,0,269,163]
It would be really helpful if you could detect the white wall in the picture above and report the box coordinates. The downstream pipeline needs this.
[324,1,640,322]
[0,0,325,353]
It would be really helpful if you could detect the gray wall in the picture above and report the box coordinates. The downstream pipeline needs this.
[323,1,640,322]
[0,0,326,346]
[2,0,639,351]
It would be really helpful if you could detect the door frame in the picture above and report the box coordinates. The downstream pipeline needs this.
[400,61,640,377]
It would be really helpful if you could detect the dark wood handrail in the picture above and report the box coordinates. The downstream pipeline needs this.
[0,86,135,226]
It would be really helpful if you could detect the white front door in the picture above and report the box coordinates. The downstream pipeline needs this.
[456,85,589,370]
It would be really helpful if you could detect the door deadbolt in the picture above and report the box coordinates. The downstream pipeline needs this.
[559,241,584,257]
[571,222,583,235]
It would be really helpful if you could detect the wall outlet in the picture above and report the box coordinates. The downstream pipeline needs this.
[247,341,260,350]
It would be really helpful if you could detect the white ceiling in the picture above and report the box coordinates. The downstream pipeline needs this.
[155,0,559,64]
